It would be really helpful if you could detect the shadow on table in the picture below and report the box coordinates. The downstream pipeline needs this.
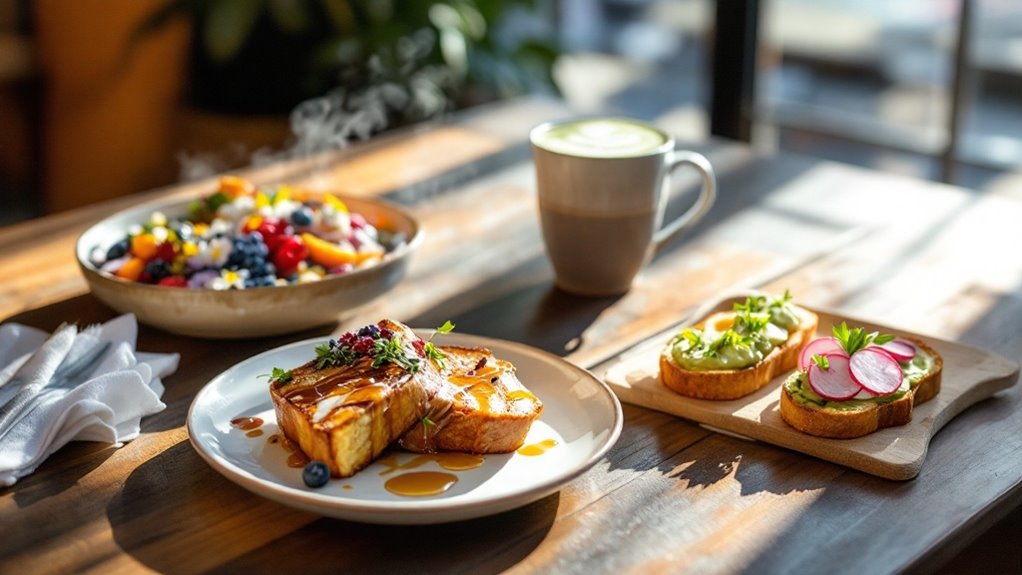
[8,442,116,508]
[406,260,621,358]
[108,439,558,575]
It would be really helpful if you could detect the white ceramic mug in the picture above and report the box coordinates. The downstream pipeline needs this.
[530,117,717,295]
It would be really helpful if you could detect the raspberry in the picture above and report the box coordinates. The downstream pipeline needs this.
[158,275,188,287]
[273,236,308,277]
[257,218,293,253]
[155,242,177,262]
[353,337,374,355]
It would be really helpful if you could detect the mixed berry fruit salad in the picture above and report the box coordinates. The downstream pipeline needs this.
[88,176,405,289]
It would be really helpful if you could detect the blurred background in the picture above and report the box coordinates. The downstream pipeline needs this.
[2,0,1021,226]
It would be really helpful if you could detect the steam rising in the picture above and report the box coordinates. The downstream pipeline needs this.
[178,28,451,182]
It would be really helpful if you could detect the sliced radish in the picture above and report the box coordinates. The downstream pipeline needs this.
[799,337,845,371]
[876,339,916,363]
[807,352,859,401]
[849,347,904,395]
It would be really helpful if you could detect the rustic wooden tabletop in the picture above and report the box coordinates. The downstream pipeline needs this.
[1,99,1020,574]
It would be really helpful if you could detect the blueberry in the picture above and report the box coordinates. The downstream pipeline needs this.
[303,460,330,488]
[105,238,130,260]
[291,207,313,227]
[357,324,381,338]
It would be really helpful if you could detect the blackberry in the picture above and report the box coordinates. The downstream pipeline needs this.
[143,260,171,282]
[105,238,130,260]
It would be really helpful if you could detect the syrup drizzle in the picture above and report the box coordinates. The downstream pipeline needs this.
[384,472,458,497]
[517,439,558,456]
[230,417,263,431]
[376,452,485,476]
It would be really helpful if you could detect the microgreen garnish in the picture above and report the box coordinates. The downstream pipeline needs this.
[371,336,420,373]
[259,367,293,384]
[707,330,753,357]
[676,328,703,349]
[812,354,830,370]
[733,290,793,314]
[831,322,894,356]
[422,320,456,369]
[315,341,356,369]
[734,311,771,334]
[422,415,435,428]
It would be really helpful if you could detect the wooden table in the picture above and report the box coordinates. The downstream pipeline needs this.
[2,99,1020,574]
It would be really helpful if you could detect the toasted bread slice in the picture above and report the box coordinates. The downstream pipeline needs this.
[659,306,819,400]
[270,320,446,478]
[779,337,943,438]
[399,345,542,454]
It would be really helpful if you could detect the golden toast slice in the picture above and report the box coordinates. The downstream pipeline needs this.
[659,306,819,400]
[779,337,943,438]
[399,345,543,454]
[270,319,445,478]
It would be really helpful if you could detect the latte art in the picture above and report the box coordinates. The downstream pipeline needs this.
[532,119,668,158]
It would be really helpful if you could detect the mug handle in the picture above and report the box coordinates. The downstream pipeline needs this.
[652,150,717,253]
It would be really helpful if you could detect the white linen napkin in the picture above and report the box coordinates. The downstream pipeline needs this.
[0,314,178,486]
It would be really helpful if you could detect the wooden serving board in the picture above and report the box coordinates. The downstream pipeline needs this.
[602,293,1021,480]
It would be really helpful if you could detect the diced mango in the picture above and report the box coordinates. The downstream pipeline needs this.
[300,233,383,267]
[131,234,158,260]
[244,215,263,232]
[116,257,146,281]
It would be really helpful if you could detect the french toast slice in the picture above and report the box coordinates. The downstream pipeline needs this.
[779,337,943,438]
[398,345,543,454]
[659,306,819,400]
[269,319,446,478]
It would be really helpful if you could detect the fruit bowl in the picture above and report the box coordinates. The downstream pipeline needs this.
[76,193,422,339]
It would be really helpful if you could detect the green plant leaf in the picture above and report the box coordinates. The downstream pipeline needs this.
[267,0,311,34]
[204,0,264,63]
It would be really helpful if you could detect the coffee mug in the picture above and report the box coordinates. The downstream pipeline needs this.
[530,117,717,295]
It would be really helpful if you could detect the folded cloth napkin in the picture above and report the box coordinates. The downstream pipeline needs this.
[0,314,178,486]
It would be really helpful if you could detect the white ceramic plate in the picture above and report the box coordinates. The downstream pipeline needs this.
[187,331,622,524]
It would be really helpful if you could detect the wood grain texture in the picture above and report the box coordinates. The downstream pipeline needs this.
[604,293,1021,479]
[1,98,1021,574]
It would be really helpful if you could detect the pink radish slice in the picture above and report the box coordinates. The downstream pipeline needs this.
[876,339,916,362]
[799,337,845,371]
[849,347,904,395]
[807,352,859,401]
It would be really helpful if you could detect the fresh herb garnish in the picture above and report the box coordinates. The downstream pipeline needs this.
[422,415,435,428]
[259,367,293,384]
[372,336,421,373]
[733,290,793,314]
[674,328,703,349]
[706,329,752,357]
[831,321,894,356]
[734,311,771,334]
[315,341,356,369]
[422,320,456,369]
[812,354,830,370]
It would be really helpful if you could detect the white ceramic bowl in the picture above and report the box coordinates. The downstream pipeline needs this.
[76,194,422,339]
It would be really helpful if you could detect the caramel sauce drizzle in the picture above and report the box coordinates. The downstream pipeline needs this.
[517,439,558,456]
[268,433,310,468]
[384,472,458,497]
[376,452,485,476]
[282,364,410,424]
[229,417,263,431]
[448,364,504,414]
